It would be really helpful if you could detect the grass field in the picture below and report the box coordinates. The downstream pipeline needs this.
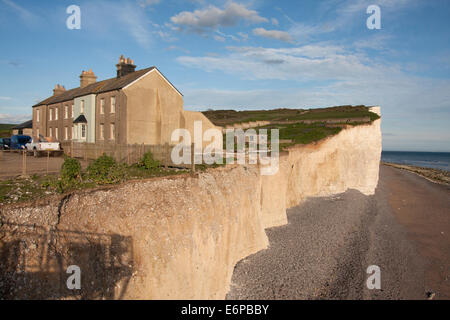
[203,105,379,126]
[0,123,16,138]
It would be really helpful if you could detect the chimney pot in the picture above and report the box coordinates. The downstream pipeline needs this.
[116,55,136,78]
[53,84,66,96]
[80,69,97,88]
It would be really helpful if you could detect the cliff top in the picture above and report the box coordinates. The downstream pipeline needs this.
[203,105,379,127]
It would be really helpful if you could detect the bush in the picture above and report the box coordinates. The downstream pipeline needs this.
[140,151,160,170]
[87,153,126,184]
[60,157,82,189]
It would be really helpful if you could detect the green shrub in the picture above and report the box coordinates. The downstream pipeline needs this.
[61,157,82,186]
[87,153,125,184]
[140,151,160,170]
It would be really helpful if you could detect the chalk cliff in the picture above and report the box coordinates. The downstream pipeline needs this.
[0,108,381,299]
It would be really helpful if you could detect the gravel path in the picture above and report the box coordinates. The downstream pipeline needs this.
[226,165,449,300]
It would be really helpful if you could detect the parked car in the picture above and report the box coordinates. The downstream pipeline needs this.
[25,137,62,157]
[10,135,31,150]
[0,137,11,150]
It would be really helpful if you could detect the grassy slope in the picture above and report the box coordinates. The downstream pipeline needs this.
[208,105,380,149]
[0,124,16,138]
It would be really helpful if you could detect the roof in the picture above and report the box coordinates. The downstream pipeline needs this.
[12,120,33,129]
[73,115,87,124]
[33,67,183,107]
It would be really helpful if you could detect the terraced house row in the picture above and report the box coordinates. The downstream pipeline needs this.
[32,55,217,146]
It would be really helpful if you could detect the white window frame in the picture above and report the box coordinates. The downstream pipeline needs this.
[36,109,40,122]
[55,108,58,120]
[71,104,74,118]
[49,109,53,121]
[110,123,115,140]
[100,98,105,114]
[64,105,68,119]
[111,96,116,113]
[81,124,86,139]
[55,127,58,139]
[99,123,104,140]
[65,127,68,140]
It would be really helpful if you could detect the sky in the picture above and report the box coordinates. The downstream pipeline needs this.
[0,0,449,152]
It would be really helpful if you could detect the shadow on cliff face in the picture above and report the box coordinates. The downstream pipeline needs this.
[0,223,133,299]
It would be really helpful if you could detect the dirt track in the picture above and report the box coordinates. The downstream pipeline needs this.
[226,165,450,300]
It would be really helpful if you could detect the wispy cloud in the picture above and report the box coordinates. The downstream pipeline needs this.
[137,0,160,8]
[252,28,292,43]
[82,1,153,48]
[0,96,12,101]
[2,0,36,22]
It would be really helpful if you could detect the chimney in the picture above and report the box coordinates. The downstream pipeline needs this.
[53,84,66,96]
[79,69,97,88]
[116,55,136,78]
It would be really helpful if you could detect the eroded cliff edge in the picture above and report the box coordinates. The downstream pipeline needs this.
[0,108,381,299]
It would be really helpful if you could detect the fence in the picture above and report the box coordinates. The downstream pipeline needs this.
[60,141,192,169]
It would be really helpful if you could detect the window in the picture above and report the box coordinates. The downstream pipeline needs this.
[81,124,86,138]
[99,123,104,140]
[111,96,116,113]
[65,105,68,119]
[72,126,76,139]
[100,98,105,114]
[55,127,58,139]
[71,104,74,118]
[36,109,40,122]
[49,127,52,137]
[110,123,115,140]
[65,127,68,140]
[80,100,85,114]
[55,108,58,120]
[49,109,53,121]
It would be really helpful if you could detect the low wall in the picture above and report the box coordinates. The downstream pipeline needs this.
[0,108,381,299]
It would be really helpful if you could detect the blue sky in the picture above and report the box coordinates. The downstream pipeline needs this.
[0,0,449,152]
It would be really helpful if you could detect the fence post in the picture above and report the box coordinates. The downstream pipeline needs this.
[47,150,50,174]
[164,143,169,169]
[191,143,195,174]
[22,150,26,176]
[127,144,130,165]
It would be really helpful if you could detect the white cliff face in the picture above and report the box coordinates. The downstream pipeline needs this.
[0,110,382,299]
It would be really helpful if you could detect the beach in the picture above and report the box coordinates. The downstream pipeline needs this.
[227,164,450,300]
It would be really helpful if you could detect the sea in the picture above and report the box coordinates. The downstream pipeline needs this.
[381,151,450,172]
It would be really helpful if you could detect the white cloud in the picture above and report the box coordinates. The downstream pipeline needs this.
[252,28,292,43]
[0,113,31,124]
[271,18,279,26]
[170,1,268,33]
